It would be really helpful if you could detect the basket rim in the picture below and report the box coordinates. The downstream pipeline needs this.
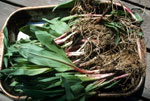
[0,1,146,99]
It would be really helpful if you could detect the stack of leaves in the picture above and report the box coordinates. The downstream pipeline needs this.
[0,0,145,101]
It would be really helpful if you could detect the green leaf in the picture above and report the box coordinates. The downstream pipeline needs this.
[10,81,19,87]
[61,15,79,22]
[56,73,82,85]
[3,27,8,49]
[52,0,77,12]
[14,57,28,64]
[111,10,126,16]
[85,80,105,92]
[35,30,66,56]
[71,83,84,95]
[0,67,51,76]
[75,74,101,82]
[5,44,20,57]
[105,80,120,89]
[138,32,143,36]
[105,22,120,45]
[20,25,57,39]
[45,81,61,89]
[133,12,143,23]
[62,77,75,101]
[43,18,70,35]
[38,77,59,83]
[19,43,74,72]
[3,57,8,68]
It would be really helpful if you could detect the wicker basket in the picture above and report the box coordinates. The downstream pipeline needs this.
[0,1,146,100]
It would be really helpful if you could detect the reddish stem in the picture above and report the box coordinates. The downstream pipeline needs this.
[109,74,129,82]
[54,33,67,41]
[88,73,114,79]
[65,45,81,52]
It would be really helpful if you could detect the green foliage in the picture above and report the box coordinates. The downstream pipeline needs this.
[133,12,143,24]
[3,27,8,49]
[105,22,120,45]
[19,43,73,72]
[42,18,70,35]
[52,0,77,12]
[111,10,126,16]
[3,27,9,67]
[0,6,130,100]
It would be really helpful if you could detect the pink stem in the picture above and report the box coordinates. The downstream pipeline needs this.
[65,45,81,52]
[109,74,129,82]
[88,73,114,79]
[55,31,77,45]
[72,66,99,74]
[123,6,137,21]
[54,33,67,41]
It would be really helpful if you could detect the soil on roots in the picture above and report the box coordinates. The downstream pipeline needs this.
[63,0,145,92]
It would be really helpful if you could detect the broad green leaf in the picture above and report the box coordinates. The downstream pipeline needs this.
[3,27,9,67]
[52,0,77,12]
[5,44,20,57]
[20,25,57,39]
[85,80,106,92]
[3,27,8,49]
[10,81,19,87]
[20,25,40,38]
[14,57,28,64]
[56,73,82,85]
[71,83,84,95]
[3,57,8,68]
[0,67,51,76]
[75,74,101,82]
[35,30,66,56]
[38,77,59,83]
[19,43,74,72]
[43,18,70,35]
[45,81,61,89]
[62,77,75,101]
